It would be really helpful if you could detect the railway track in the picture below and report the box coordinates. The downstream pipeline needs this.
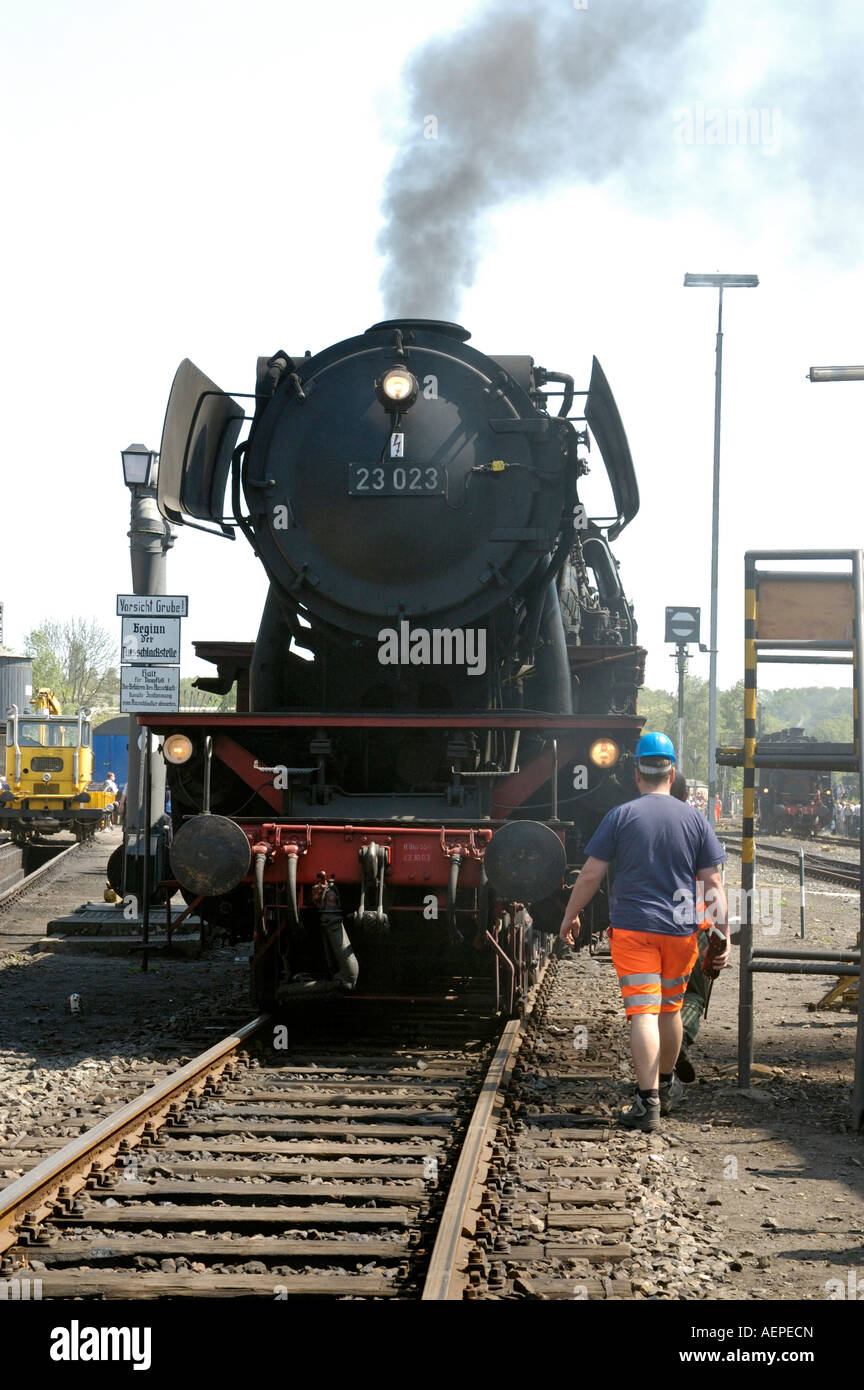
[721,835,860,889]
[814,833,861,851]
[0,839,80,910]
[0,959,637,1300]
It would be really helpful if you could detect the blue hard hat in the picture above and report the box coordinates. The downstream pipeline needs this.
[634,731,677,764]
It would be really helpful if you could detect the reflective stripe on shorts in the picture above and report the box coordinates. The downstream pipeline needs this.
[609,930,700,1017]
[621,992,663,1010]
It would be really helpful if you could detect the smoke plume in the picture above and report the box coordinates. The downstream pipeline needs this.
[377,0,864,318]
[377,0,708,319]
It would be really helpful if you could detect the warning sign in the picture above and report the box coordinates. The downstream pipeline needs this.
[121,667,180,713]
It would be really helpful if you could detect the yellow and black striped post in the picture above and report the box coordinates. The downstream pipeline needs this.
[852,550,864,1129]
[738,554,758,1088]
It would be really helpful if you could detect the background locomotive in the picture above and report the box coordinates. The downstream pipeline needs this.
[757,727,833,836]
[148,318,646,1008]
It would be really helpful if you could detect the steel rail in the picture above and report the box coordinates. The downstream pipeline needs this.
[722,837,860,888]
[420,1017,522,1300]
[0,1014,269,1255]
[0,841,80,910]
[421,960,550,1301]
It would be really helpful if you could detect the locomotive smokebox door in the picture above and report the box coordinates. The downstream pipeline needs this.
[483,820,566,903]
[169,814,252,897]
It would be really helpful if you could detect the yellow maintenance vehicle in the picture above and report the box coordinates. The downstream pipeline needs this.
[0,690,116,844]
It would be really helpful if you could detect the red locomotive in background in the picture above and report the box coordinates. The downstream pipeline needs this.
[146,318,646,1010]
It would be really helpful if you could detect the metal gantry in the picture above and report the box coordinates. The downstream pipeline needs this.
[719,551,864,1129]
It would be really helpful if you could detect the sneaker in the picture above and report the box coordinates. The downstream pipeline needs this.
[617,1091,661,1132]
[659,1073,684,1115]
[674,1047,696,1084]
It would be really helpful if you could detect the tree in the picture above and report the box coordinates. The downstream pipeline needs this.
[639,677,857,797]
[24,618,120,711]
[178,677,236,712]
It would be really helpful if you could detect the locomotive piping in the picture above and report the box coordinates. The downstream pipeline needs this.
[539,370,575,418]
[538,581,573,716]
[286,851,300,931]
[319,886,359,990]
[446,852,463,946]
[252,850,266,935]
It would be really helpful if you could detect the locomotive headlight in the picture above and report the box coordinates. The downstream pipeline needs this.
[589,738,620,768]
[377,366,419,409]
[163,734,193,765]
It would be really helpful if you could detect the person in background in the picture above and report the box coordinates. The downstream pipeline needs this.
[104,771,119,825]
[670,772,713,1082]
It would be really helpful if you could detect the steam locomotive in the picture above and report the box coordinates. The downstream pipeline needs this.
[147,319,645,1009]
[757,728,833,836]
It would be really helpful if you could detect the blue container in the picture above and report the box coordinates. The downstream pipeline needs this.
[93,721,129,786]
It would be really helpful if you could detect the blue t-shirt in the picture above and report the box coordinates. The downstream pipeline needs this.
[584,793,726,936]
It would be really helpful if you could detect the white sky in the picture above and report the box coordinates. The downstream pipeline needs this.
[1,0,860,698]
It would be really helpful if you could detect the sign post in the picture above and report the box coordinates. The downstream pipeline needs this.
[117,594,186,941]
[118,597,187,714]
[665,607,701,781]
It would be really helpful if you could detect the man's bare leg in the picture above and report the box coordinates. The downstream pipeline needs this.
[629,1014,661,1090]
[658,1010,683,1075]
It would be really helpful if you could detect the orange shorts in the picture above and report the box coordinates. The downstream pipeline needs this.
[609,929,700,1017]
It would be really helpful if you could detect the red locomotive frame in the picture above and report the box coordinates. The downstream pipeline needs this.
[143,709,643,1011]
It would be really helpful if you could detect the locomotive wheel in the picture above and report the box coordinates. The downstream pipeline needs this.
[106,846,124,896]
[105,845,166,906]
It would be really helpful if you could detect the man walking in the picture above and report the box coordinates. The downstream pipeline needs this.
[559,732,729,1131]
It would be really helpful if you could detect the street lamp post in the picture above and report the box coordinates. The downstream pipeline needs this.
[684,273,759,820]
[120,445,174,900]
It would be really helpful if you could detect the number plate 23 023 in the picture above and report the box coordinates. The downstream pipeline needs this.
[348,463,445,496]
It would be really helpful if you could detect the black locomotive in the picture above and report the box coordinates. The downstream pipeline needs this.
[149,318,646,1009]
[757,728,833,836]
